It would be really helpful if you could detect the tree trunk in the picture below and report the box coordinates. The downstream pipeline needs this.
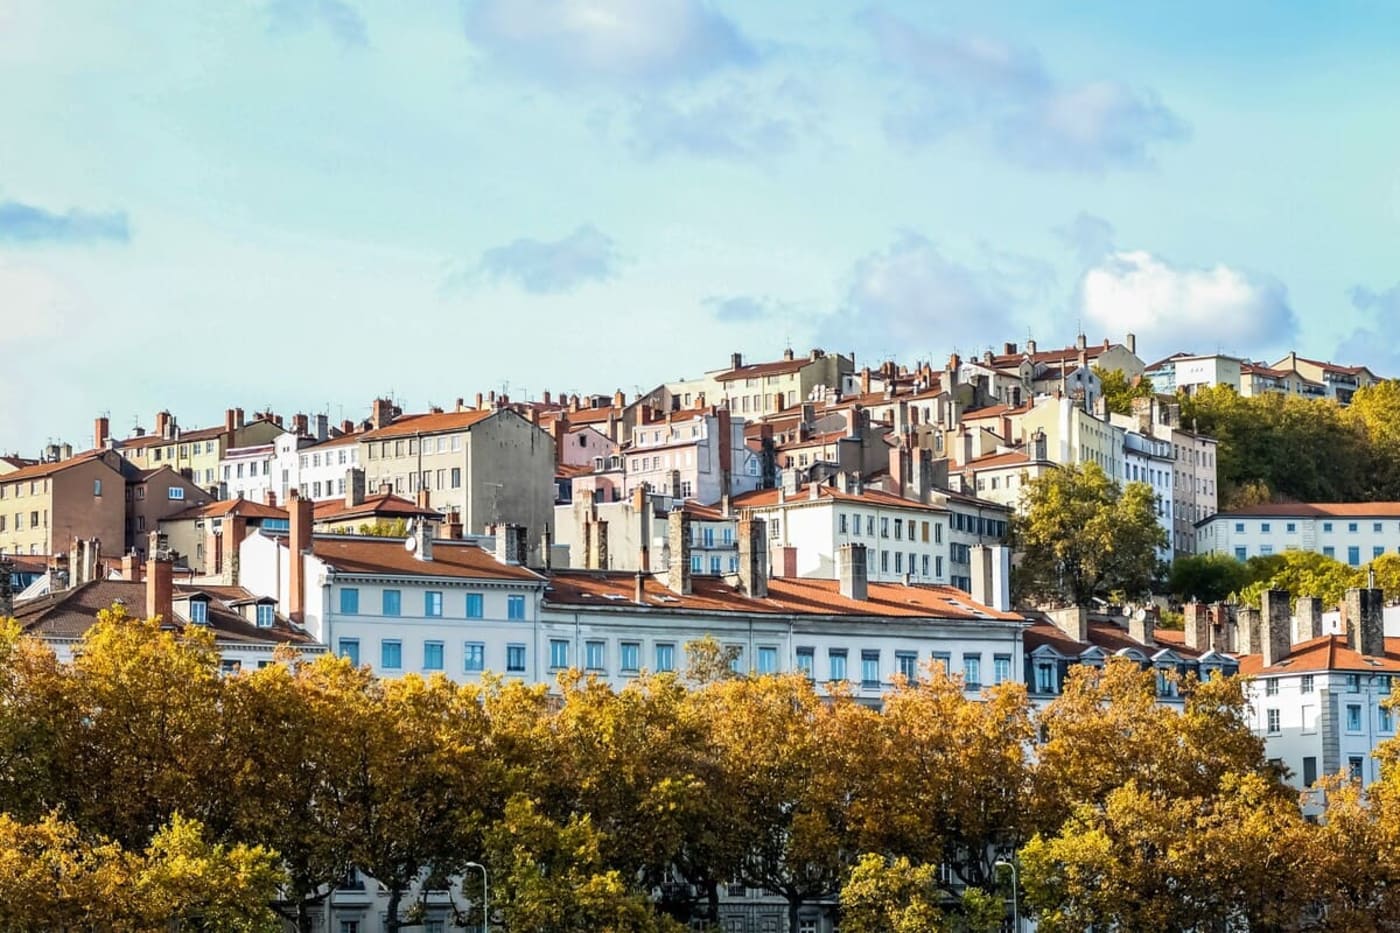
[297,900,312,933]
[705,880,720,925]
[385,886,402,933]
[787,897,803,933]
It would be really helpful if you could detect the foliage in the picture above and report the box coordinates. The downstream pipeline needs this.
[1166,552,1252,604]
[683,635,741,684]
[355,518,410,537]
[1234,549,1362,609]
[840,854,944,933]
[1011,462,1167,607]
[1093,367,1154,416]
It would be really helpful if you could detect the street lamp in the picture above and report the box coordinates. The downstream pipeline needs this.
[994,858,1018,932]
[464,862,488,933]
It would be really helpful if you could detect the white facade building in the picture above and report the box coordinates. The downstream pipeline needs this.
[1197,503,1400,565]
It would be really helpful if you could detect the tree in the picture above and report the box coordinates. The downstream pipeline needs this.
[1093,367,1154,417]
[840,854,944,933]
[1234,549,1361,610]
[0,621,68,821]
[1166,552,1251,604]
[683,635,741,685]
[1011,463,1166,607]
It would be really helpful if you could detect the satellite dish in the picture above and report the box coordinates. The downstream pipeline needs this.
[404,536,417,553]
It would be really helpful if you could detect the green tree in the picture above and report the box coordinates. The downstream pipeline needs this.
[1093,367,1154,416]
[840,854,944,933]
[1011,463,1166,607]
[1234,549,1361,609]
[1166,552,1251,604]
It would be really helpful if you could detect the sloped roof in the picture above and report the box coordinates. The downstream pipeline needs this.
[165,497,288,522]
[309,536,542,582]
[1237,634,1400,676]
[313,494,437,524]
[359,409,493,440]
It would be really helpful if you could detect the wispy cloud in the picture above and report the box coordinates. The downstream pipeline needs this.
[1079,250,1296,356]
[705,294,782,323]
[868,12,1185,172]
[1338,282,1400,377]
[0,200,130,246]
[629,91,796,160]
[1054,212,1117,266]
[476,225,621,294]
[463,0,755,85]
[265,0,368,48]
[818,233,1033,360]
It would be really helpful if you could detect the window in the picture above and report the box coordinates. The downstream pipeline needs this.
[963,654,981,687]
[1323,546,1336,558]
[1349,756,1364,781]
[256,604,274,628]
[1302,704,1317,733]
[424,641,444,671]
[382,589,402,616]
[896,651,917,681]
[1035,662,1055,694]
[466,593,483,619]
[338,639,360,665]
[881,517,890,538]
[620,641,640,673]
[585,640,605,671]
[828,648,848,682]
[168,486,185,500]
[1265,678,1278,696]
[1349,522,1359,533]
[1381,706,1395,733]
[1347,673,1361,693]
[1301,674,1314,694]
[1347,703,1363,732]
[342,920,360,933]
[189,600,208,624]
[1377,546,1387,560]
[550,639,570,670]
[1324,521,1334,533]
[758,646,778,675]
[921,555,930,577]
[1303,757,1317,787]
[727,646,744,674]
[381,640,402,670]
[424,591,443,617]
[1381,675,1393,695]
[861,650,879,688]
[1260,545,1273,556]
[464,642,484,673]
[93,479,102,496]
[339,588,360,614]
[852,513,861,536]
[506,644,526,672]
[1234,522,1245,533]
[1234,547,1247,562]
[1266,708,1280,734]
[1286,522,1296,533]
[1376,522,1384,533]
[796,647,815,679]
[507,595,526,620]
[839,514,848,533]
[994,655,1011,684]
[655,643,675,672]
[451,467,462,488]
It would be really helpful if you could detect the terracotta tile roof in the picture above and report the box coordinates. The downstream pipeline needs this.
[0,450,111,483]
[117,418,280,451]
[12,580,315,645]
[555,463,598,479]
[1023,617,1205,659]
[360,410,493,440]
[732,483,949,514]
[0,456,38,470]
[980,343,1117,371]
[313,494,438,524]
[773,430,850,452]
[309,536,542,582]
[1237,635,1400,676]
[1209,502,1400,520]
[964,449,1033,470]
[165,497,288,522]
[714,358,811,382]
[544,571,1022,620]
[962,402,1033,421]
[681,499,727,521]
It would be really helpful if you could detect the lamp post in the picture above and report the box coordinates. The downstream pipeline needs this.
[464,862,488,933]
[994,858,1018,932]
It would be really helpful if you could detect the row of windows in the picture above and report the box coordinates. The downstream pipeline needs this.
[365,435,463,460]
[0,479,47,499]
[551,639,680,674]
[365,468,463,495]
[1265,674,1393,696]
[1235,544,1394,565]
[141,440,219,463]
[1265,704,1395,735]
[951,512,1007,538]
[0,511,44,532]
[837,513,941,543]
[338,587,527,620]
[794,648,1011,689]
[341,638,526,674]
[1239,520,1397,535]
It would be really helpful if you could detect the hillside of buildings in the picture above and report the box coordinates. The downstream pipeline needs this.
[3,611,1400,931]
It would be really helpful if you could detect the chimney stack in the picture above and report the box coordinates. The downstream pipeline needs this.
[737,516,767,598]
[292,413,309,437]
[1047,606,1089,643]
[1183,602,1210,651]
[145,532,173,624]
[415,518,435,562]
[370,398,395,429]
[94,416,110,451]
[121,551,143,583]
[1294,596,1323,643]
[968,545,1011,612]
[287,490,313,623]
[155,410,173,440]
[1262,589,1292,668]
[1237,606,1263,656]
[264,489,277,507]
[837,543,868,601]
[495,523,527,566]
[346,468,365,508]
[667,509,692,595]
[1128,608,1154,648]
[1344,586,1386,657]
[313,414,329,441]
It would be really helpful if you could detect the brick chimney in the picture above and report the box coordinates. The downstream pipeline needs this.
[773,545,797,578]
[1261,589,1292,668]
[264,489,277,507]
[145,532,173,623]
[1237,606,1263,655]
[737,516,767,598]
[287,490,313,623]
[416,487,431,510]
[370,398,396,430]
[1183,602,1210,651]
[667,509,692,595]
[121,551,143,583]
[345,468,365,508]
[292,413,309,437]
[1344,586,1385,657]
[94,416,110,450]
[155,410,173,440]
[837,543,868,601]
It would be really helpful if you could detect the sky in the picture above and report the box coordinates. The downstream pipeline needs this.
[2,0,1399,454]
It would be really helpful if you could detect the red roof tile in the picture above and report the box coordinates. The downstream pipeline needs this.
[309,536,542,581]
[1237,634,1400,676]
[732,483,949,513]
[360,410,493,440]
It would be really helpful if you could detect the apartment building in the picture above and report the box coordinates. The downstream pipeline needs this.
[0,450,126,558]
[124,466,216,555]
[624,408,761,501]
[667,348,854,419]
[1272,352,1379,405]
[160,497,289,579]
[358,403,555,546]
[1198,502,1400,565]
[104,409,283,493]
[1017,395,1126,479]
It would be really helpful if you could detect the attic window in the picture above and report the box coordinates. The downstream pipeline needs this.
[168,487,185,501]
[189,600,208,624]
[256,604,274,628]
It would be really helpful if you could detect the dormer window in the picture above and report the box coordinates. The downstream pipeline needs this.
[256,604,274,628]
[189,599,209,624]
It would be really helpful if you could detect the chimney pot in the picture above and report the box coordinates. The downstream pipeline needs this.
[837,543,868,601]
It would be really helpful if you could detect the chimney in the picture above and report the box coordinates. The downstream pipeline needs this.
[1294,596,1323,643]
[1048,607,1089,643]
[1183,602,1210,651]
[1003,342,1017,355]
[264,489,277,507]
[314,414,329,441]
[94,416,110,450]
[667,509,692,595]
[287,490,313,623]
[495,523,527,566]
[340,419,354,436]
[415,518,435,562]
[540,525,552,570]
[445,510,464,542]
[730,352,743,371]
[416,487,431,510]
[1237,606,1263,655]
[121,551,143,583]
[145,532,173,624]
[968,545,1011,612]
[1125,333,1136,355]
[1128,609,1154,648]
[234,407,245,428]
[1075,333,1087,351]
[737,516,768,598]
[345,467,366,504]
[969,546,992,607]
[1344,586,1385,657]
[1261,589,1291,668]
[837,543,868,601]
[634,570,646,605]
[155,410,173,440]
[292,413,309,437]
[370,398,395,429]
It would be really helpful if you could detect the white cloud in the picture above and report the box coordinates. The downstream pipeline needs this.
[475,224,621,294]
[1079,250,1296,356]
[463,0,755,84]
[1337,282,1400,377]
[869,12,1185,172]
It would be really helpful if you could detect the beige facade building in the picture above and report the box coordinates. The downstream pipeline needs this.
[0,451,126,559]
[104,409,284,493]
[667,348,854,418]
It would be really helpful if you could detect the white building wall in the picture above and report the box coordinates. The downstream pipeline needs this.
[1201,514,1400,564]
[748,499,951,585]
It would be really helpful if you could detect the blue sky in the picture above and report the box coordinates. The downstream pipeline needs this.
[2,0,1399,453]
